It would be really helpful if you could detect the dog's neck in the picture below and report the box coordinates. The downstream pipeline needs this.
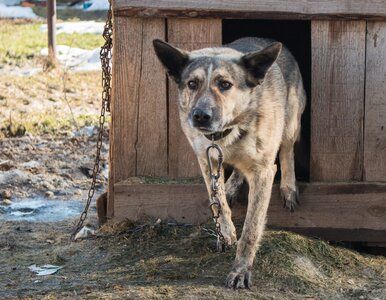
[204,127,248,143]
[204,128,233,141]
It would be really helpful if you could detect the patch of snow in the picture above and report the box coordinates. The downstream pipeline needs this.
[0,0,22,6]
[0,3,38,19]
[84,0,109,11]
[40,21,105,35]
[40,45,101,72]
[0,198,83,222]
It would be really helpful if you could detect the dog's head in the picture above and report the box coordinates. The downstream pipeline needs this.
[153,39,281,135]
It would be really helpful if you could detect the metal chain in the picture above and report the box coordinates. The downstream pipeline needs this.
[206,136,227,251]
[71,2,113,241]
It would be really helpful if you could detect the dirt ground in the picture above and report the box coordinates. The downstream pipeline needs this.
[1,19,386,300]
[1,218,386,299]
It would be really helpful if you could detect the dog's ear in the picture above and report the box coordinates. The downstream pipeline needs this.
[241,42,282,87]
[153,39,189,83]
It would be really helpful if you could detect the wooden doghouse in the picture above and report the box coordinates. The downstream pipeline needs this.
[108,1,386,244]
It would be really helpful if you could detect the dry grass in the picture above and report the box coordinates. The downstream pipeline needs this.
[0,69,103,137]
[90,220,386,299]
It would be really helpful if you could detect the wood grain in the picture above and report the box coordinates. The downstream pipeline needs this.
[136,19,168,176]
[114,183,211,224]
[108,17,143,217]
[167,19,222,177]
[364,22,386,182]
[310,21,366,181]
[108,18,168,217]
[113,181,386,242]
[113,0,386,20]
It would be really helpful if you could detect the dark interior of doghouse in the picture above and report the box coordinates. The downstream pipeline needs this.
[223,20,311,181]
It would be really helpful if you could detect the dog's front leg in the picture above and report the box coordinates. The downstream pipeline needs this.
[225,164,277,289]
[198,158,237,248]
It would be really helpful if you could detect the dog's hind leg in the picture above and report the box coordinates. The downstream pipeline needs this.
[225,169,244,208]
[280,85,305,212]
[279,140,299,212]
[198,158,237,249]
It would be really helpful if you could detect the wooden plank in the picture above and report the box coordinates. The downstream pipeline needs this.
[108,17,142,217]
[136,19,168,176]
[310,21,366,181]
[167,19,222,177]
[111,17,142,183]
[113,182,386,242]
[364,22,386,182]
[114,184,211,224]
[108,18,168,217]
[113,0,386,20]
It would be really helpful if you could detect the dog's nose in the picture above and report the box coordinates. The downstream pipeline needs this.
[192,108,212,126]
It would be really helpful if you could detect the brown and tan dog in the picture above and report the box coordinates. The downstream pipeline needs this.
[153,37,306,289]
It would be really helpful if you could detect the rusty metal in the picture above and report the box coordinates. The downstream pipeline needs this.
[206,136,226,251]
[71,1,113,241]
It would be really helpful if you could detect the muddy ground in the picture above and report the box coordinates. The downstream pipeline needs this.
[1,218,386,299]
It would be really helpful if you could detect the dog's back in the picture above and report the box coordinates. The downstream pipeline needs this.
[226,37,304,103]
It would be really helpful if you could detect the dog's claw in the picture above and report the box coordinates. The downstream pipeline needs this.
[281,186,299,212]
[225,269,252,289]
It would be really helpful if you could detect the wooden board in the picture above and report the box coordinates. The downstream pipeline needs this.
[167,19,222,177]
[113,182,386,242]
[108,17,167,217]
[364,22,386,182]
[136,19,168,176]
[310,21,366,181]
[113,0,386,20]
[114,184,210,224]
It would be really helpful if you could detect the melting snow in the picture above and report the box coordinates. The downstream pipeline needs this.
[0,198,83,222]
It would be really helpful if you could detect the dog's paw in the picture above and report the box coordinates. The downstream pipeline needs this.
[225,268,252,289]
[280,186,299,212]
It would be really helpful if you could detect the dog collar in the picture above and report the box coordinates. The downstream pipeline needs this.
[204,128,233,141]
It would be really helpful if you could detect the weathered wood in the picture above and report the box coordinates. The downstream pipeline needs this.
[136,19,168,176]
[167,19,222,177]
[364,22,386,182]
[114,183,211,224]
[113,0,386,20]
[113,182,386,242]
[108,18,167,217]
[310,21,366,181]
[47,0,56,63]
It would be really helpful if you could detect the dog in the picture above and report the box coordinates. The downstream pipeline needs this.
[153,37,306,289]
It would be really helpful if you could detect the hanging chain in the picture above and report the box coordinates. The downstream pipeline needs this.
[206,136,227,251]
[71,2,113,241]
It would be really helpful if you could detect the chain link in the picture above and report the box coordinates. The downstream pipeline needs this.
[206,136,227,251]
[71,2,113,241]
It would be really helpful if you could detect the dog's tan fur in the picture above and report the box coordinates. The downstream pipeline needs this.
[153,37,306,288]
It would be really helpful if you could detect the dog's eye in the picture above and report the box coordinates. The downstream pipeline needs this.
[187,80,199,90]
[218,80,232,91]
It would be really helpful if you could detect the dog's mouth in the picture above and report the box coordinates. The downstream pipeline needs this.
[203,128,233,141]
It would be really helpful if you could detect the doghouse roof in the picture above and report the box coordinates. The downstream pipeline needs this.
[113,0,386,20]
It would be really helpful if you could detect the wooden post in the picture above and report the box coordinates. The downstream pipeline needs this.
[47,0,56,64]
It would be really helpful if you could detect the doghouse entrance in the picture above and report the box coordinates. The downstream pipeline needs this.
[223,20,311,181]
